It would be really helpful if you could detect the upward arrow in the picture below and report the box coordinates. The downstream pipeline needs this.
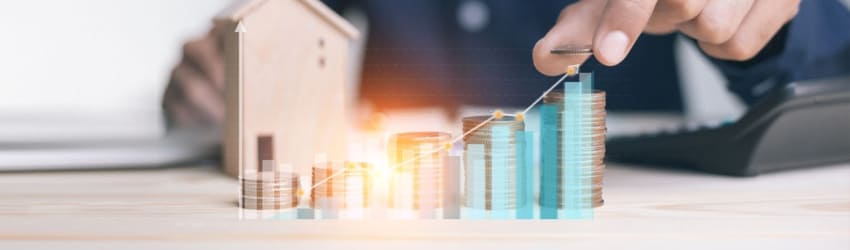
[235,21,247,33]
[236,20,246,188]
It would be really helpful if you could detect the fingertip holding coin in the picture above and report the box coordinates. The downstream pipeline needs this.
[550,45,592,76]
[550,45,593,55]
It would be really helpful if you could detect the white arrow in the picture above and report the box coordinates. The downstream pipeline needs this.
[236,20,246,189]
[235,21,247,33]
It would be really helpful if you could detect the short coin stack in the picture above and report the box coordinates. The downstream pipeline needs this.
[310,161,372,209]
[387,132,449,210]
[462,116,527,210]
[540,90,606,208]
[240,171,300,210]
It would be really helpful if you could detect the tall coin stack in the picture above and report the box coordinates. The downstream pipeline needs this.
[540,90,606,208]
[240,171,300,210]
[387,132,450,210]
[462,116,527,210]
[310,161,372,209]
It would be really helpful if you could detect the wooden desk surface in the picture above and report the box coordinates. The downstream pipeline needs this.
[0,163,848,249]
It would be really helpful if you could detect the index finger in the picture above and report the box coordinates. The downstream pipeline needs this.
[593,0,658,66]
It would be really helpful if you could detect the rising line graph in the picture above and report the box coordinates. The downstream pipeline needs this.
[303,70,577,197]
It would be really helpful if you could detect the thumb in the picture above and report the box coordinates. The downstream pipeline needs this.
[533,1,606,76]
[593,0,658,66]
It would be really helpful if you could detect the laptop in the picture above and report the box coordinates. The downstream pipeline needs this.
[0,110,219,171]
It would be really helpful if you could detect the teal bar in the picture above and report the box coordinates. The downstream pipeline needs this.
[491,125,510,219]
[297,208,314,219]
[561,74,595,219]
[562,81,581,219]
[516,131,534,219]
[579,72,595,219]
[443,156,461,219]
[417,145,437,219]
[464,144,486,219]
[539,104,559,219]
[273,210,297,220]
[318,197,338,220]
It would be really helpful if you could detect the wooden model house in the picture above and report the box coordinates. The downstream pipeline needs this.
[215,0,359,177]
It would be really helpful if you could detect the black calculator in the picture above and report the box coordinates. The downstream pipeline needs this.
[606,76,850,176]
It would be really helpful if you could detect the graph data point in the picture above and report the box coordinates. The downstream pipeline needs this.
[515,112,525,121]
[444,143,453,150]
[493,109,504,119]
[566,64,579,76]
[296,189,304,198]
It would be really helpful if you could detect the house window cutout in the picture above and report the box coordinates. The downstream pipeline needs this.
[257,134,274,172]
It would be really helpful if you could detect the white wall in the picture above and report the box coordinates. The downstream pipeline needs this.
[0,0,232,113]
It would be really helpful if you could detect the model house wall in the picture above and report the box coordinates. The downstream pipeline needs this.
[216,0,359,177]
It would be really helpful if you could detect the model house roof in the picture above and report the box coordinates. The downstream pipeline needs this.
[216,0,359,39]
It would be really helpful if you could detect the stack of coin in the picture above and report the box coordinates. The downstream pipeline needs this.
[310,161,372,209]
[387,132,450,209]
[540,90,606,208]
[240,171,300,210]
[462,116,528,210]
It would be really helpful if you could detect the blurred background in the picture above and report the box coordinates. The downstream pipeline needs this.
[0,0,231,142]
[1,0,848,142]
[1,0,229,114]
[0,0,758,128]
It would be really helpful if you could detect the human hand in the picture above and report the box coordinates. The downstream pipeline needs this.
[162,25,226,129]
[533,0,801,76]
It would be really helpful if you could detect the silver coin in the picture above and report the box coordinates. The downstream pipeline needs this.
[550,45,593,55]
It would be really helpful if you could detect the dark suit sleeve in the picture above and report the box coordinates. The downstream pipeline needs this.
[707,0,850,104]
[321,0,355,13]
